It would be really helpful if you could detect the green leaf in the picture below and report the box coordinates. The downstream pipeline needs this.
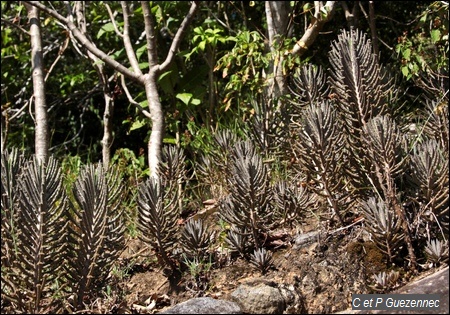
[320,7,329,20]
[419,12,428,24]
[130,119,146,131]
[163,137,177,144]
[303,3,312,13]
[401,65,409,77]
[140,100,149,109]
[158,70,173,81]
[402,48,411,60]
[176,93,193,105]
[430,29,441,43]
[136,44,147,61]
[111,48,125,60]
[139,62,149,70]
[198,40,206,51]
[97,22,115,39]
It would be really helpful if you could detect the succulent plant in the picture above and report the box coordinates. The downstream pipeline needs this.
[219,141,273,250]
[181,218,213,261]
[360,197,404,263]
[137,177,179,271]
[250,247,274,275]
[370,270,400,293]
[425,239,449,266]
[66,163,125,310]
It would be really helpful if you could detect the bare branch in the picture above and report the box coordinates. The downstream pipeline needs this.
[159,1,199,72]
[120,75,152,120]
[104,3,123,37]
[288,1,337,57]
[1,17,31,36]
[121,2,143,76]
[140,1,158,66]
[44,33,70,82]
[23,1,144,85]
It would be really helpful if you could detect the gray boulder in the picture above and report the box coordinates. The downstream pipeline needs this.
[158,296,242,314]
[230,279,304,314]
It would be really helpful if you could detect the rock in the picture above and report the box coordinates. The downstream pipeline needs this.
[158,297,242,314]
[231,280,284,314]
[293,231,326,249]
[230,279,304,314]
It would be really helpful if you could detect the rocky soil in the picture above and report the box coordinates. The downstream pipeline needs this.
[110,213,448,314]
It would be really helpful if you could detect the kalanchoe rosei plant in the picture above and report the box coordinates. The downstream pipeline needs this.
[137,176,179,273]
[360,196,404,263]
[288,63,330,110]
[273,179,313,229]
[219,141,274,251]
[1,154,69,313]
[180,218,213,262]
[293,101,352,226]
[361,115,417,270]
[1,148,25,273]
[65,163,125,311]
[250,247,274,275]
[327,29,393,198]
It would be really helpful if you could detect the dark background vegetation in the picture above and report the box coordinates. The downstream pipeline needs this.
[2,1,445,164]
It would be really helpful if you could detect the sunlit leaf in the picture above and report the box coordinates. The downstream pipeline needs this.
[97,22,115,39]
[403,48,411,60]
[176,93,193,105]
[163,137,177,144]
[431,29,441,43]
[158,70,173,81]
[130,119,146,131]
[140,100,148,108]
[139,62,149,70]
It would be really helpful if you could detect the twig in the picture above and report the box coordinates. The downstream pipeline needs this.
[329,216,365,235]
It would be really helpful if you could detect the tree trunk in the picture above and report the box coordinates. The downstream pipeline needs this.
[24,1,198,177]
[265,1,290,100]
[368,1,379,56]
[26,2,48,164]
[75,2,114,169]
[145,71,165,179]
[289,1,337,57]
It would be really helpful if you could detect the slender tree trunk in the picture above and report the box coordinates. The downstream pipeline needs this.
[101,93,114,169]
[289,1,337,57]
[25,0,198,178]
[144,71,165,178]
[75,2,114,169]
[368,1,379,56]
[26,2,48,164]
[265,1,290,100]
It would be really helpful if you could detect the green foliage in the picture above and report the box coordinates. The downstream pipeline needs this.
[216,30,268,111]
[395,1,448,81]
[184,22,230,60]
[110,148,149,182]
[181,255,213,295]
[110,148,148,235]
